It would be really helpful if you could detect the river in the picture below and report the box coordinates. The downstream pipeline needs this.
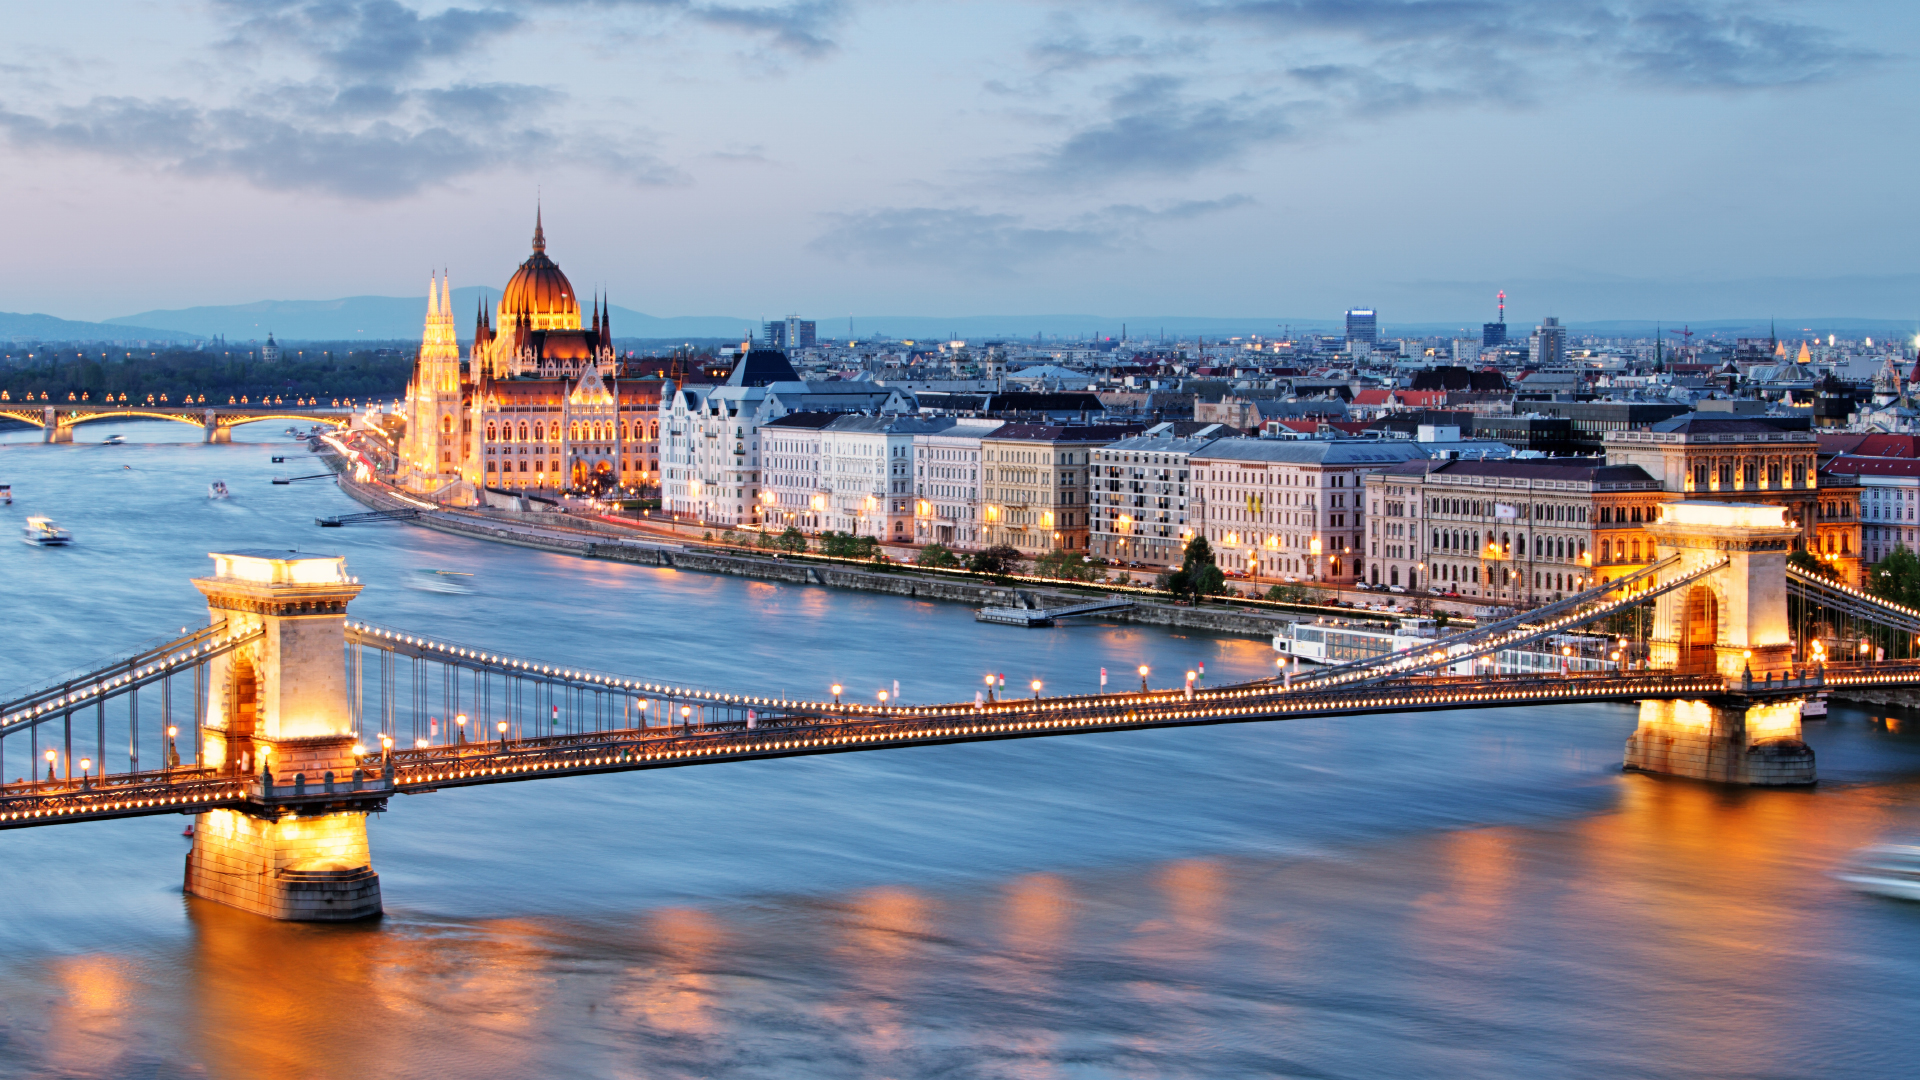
[0,420,1916,1079]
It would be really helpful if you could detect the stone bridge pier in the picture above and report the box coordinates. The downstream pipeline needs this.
[185,551,380,920]
[1626,502,1815,785]
[42,407,70,443]
[203,409,230,443]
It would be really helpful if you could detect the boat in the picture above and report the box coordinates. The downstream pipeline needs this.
[21,517,71,546]
[410,569,476,594]
[0,483,10,504]
[208,480,230,499]
[271,456,286,463]
[1838,843,1920,901]
[1273,617,1622,675]
[102,434,125,445]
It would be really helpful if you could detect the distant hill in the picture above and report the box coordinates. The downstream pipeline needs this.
[108,288,755,343]
[0,310,202,344]
[102,292,1330,343]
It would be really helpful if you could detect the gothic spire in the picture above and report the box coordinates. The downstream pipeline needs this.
[533,202,546,253]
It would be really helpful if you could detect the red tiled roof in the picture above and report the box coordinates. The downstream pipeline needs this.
[1824,455,1920,477]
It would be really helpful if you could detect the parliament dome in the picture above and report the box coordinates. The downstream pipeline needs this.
[498,209,580,331]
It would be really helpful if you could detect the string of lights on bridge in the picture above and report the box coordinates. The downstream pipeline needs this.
[2,392,359,406]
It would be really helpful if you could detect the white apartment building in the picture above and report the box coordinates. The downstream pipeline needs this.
[760,412,837,532]
[1831,455,1920,562]
[1193,440,1428,585]
[821,415,944,542]
[913,418,1004,550]
[1089,433,1213,568]
[658,350,909,526]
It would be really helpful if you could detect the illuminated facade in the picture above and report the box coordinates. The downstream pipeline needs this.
[1089,433,1208,568]
[1603,415,1860,583]
[1197,440,1424,584]
[397,210,662,501]
[980,425,1138,553]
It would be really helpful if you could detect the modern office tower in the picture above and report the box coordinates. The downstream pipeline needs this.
[788,318,817,349]
[1482,289,1507,346]
[1345,308,1378,345]
[761,320,787,349]
[1530,317,1567,366]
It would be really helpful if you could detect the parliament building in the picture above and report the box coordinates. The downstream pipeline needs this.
[398,211,663,502]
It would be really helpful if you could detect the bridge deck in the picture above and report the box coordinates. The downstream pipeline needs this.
[4,661,1895,831]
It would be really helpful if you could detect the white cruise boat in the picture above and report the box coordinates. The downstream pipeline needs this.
[1274,617,1621,675]
[1838,844,1920,901]
[101,433,125,445]
[22,516,71,546]
[208,480,230,499]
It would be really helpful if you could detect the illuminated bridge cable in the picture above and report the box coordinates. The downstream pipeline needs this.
[1292,556,1729,690]
[1784,566,1920,635]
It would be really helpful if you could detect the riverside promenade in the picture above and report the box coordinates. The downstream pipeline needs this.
[314,444,1314,641]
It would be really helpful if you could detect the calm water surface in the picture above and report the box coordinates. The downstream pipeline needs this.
[0,422,1917,1079]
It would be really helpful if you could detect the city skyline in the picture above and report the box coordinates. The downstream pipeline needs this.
[1,2,1913,322]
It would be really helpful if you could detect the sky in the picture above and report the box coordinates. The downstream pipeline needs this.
[1,0,1915,329]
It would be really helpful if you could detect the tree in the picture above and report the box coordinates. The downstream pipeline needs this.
[967,544,1024,576]
[1167,536,1227,602]
[778,525,808,554]
[756,529,779,550]
[1789,548,1839,581]
[916,543,960,568]
[1033,549,1108,581]
[1869,544,1920,607]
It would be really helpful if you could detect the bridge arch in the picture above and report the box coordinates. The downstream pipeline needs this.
[0,407,350,444]
[1679,585,1719,674]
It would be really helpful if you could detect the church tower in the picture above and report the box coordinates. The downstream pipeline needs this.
[402,273,471,498]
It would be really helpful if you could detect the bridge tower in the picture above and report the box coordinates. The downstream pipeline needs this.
[184,551,381,920]
[1627,502,1815,785]
[42,406,71,443]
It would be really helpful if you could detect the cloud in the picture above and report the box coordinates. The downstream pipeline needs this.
[522,0,853,57]
[1001,0,1873,187]
[0,2,720,199]
[1145,0,1870,89]
[809,196,1252,272]
[217,0,523,77]
[0,90,682,198]
[1025,75,1298,182]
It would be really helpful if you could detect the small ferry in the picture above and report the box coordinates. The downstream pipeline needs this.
[1838,843,1920,901]
[410,569,475,594]
[0,483,11,504]
[21,516,71,546]
[208,480,230,500]
[1275,617,1621,675]
[101,433,125,445]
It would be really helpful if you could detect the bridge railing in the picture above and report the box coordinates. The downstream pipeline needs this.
[0,624,262,790]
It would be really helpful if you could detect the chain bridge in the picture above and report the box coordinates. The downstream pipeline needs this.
[0,403,351,443]
[5,501,1920,921]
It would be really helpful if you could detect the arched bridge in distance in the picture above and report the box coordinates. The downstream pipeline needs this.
[0,404,353,443]
[4,501,1920,921]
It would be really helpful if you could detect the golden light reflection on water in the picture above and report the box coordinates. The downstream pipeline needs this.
[620,907,727,1038]
[45,954,134,1076]
[1,774,1910,1079]
[829,886,935,1059]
